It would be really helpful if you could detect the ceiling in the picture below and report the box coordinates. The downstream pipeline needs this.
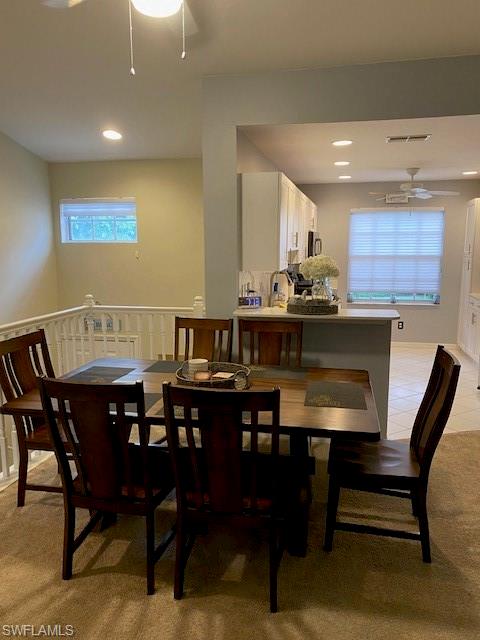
[240,115,480,184]
[1,0,480,161]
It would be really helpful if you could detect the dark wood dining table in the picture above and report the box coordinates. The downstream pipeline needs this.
[0,358,380,556]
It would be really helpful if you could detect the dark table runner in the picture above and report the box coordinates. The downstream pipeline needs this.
[66,366,135,383]
[304,381,367,410]
[144,360,181,373]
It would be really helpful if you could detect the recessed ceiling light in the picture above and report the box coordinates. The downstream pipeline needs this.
[332,140,353,147]
[102,129,123,141]
[338,175,352,180]
[334,161,350,167]
[462,170,478,176]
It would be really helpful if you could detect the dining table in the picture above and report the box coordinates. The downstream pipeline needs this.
[0,357,380,556]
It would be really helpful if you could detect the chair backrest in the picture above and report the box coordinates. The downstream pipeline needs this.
[163,383,280,515]
[410,345,460,475]
[39,377,152,503]
[238,319,303,368]
[174,317,233,362]
[0,330,54,402]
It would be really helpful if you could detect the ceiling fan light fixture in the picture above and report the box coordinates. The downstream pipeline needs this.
[130,0,183,18]
[462,170,478,176]
[334,161,350,166]
[332,140,353,147]
[102,129,123,141]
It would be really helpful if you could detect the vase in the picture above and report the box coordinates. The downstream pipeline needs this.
[311,277,333,302]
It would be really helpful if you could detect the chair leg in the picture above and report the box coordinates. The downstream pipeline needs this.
[17,448,28,508]
[416,486,431,563]
[146,512,155,595]
[174,524,186,600]
[269,525,279,613]
[62,504,75,580]
[324,477,340,552]
[411,488,418,517]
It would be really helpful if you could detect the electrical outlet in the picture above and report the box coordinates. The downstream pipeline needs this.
[398,321,404,330]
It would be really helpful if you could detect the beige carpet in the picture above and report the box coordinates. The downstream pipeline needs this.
[1,432,479,640]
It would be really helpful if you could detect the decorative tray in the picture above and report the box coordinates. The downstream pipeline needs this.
[287,300,339,315]
[176,362,251,389]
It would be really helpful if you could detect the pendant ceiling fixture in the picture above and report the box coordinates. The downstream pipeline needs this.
[128,0,186,76]
[130,0,183,18]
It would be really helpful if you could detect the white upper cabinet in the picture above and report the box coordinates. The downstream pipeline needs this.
[241,172,317,271]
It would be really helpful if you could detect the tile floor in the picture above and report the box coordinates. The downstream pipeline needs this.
[388,343,480,439]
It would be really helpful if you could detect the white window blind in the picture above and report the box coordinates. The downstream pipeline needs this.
[60,198,137,243]
[348,208,444,303]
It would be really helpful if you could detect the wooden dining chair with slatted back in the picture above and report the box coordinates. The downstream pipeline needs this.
[324,345,460,562]
[237,318,303,368]
[163,383,311,612]
[174,317,234,362]
[0,329,61,507]
[39,377,176,595]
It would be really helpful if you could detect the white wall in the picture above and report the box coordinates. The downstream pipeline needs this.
[202,55,480,316]
[0,131,58,324]
[49,159,204,309]
[300,180,480,343]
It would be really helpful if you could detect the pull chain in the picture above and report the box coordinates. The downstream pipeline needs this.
[181,0,186,60]
[128,0,136,75]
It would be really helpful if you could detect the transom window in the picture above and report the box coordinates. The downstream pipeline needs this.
[60,198,137,243]
[347,208,445,304]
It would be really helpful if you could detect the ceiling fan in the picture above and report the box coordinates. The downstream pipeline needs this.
[370,168,460,203]
[41,0,189,70]
[41,0,183,16]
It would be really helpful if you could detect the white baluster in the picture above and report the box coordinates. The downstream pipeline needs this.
[11,424,19,473]
[0,389,9,480]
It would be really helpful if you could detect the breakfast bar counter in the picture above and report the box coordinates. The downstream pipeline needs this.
[234,306,400,436]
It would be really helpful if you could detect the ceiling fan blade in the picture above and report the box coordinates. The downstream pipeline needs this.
[413,192,433,200]
[428,190,460,197]
[400,182,425,192]
[42,0,86,8]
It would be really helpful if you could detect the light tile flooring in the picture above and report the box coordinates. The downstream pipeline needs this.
[388,343,480,439]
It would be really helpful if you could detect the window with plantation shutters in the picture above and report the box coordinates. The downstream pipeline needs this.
[347,208,444,304]
[60,198,137,243]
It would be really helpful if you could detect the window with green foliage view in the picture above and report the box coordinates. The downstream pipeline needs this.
[60,198,137,243]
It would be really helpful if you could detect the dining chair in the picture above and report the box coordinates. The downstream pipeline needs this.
[323,345,460,562]
[237,318,303,368]
[0,329,61,507]
[162,383,311,612]
[174,317,233,362]
[39,377,175,595]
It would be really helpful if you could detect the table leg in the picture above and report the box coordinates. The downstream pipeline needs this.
[286,432,312,557]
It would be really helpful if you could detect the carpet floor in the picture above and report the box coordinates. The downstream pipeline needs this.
[1,432,479,640]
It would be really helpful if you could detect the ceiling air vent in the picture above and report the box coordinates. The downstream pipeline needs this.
[386,134,431,143]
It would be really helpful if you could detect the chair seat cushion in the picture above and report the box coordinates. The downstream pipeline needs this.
[329,439,420,484]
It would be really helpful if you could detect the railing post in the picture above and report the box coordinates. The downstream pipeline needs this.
[193,296,205,318]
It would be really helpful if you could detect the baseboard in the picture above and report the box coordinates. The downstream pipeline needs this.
[391,341,459,349]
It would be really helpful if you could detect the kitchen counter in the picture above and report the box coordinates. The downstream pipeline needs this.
[235,306,399,437]
[234,307,400,323]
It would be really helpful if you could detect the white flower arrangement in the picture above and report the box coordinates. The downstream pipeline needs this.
[300,254,340,280]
